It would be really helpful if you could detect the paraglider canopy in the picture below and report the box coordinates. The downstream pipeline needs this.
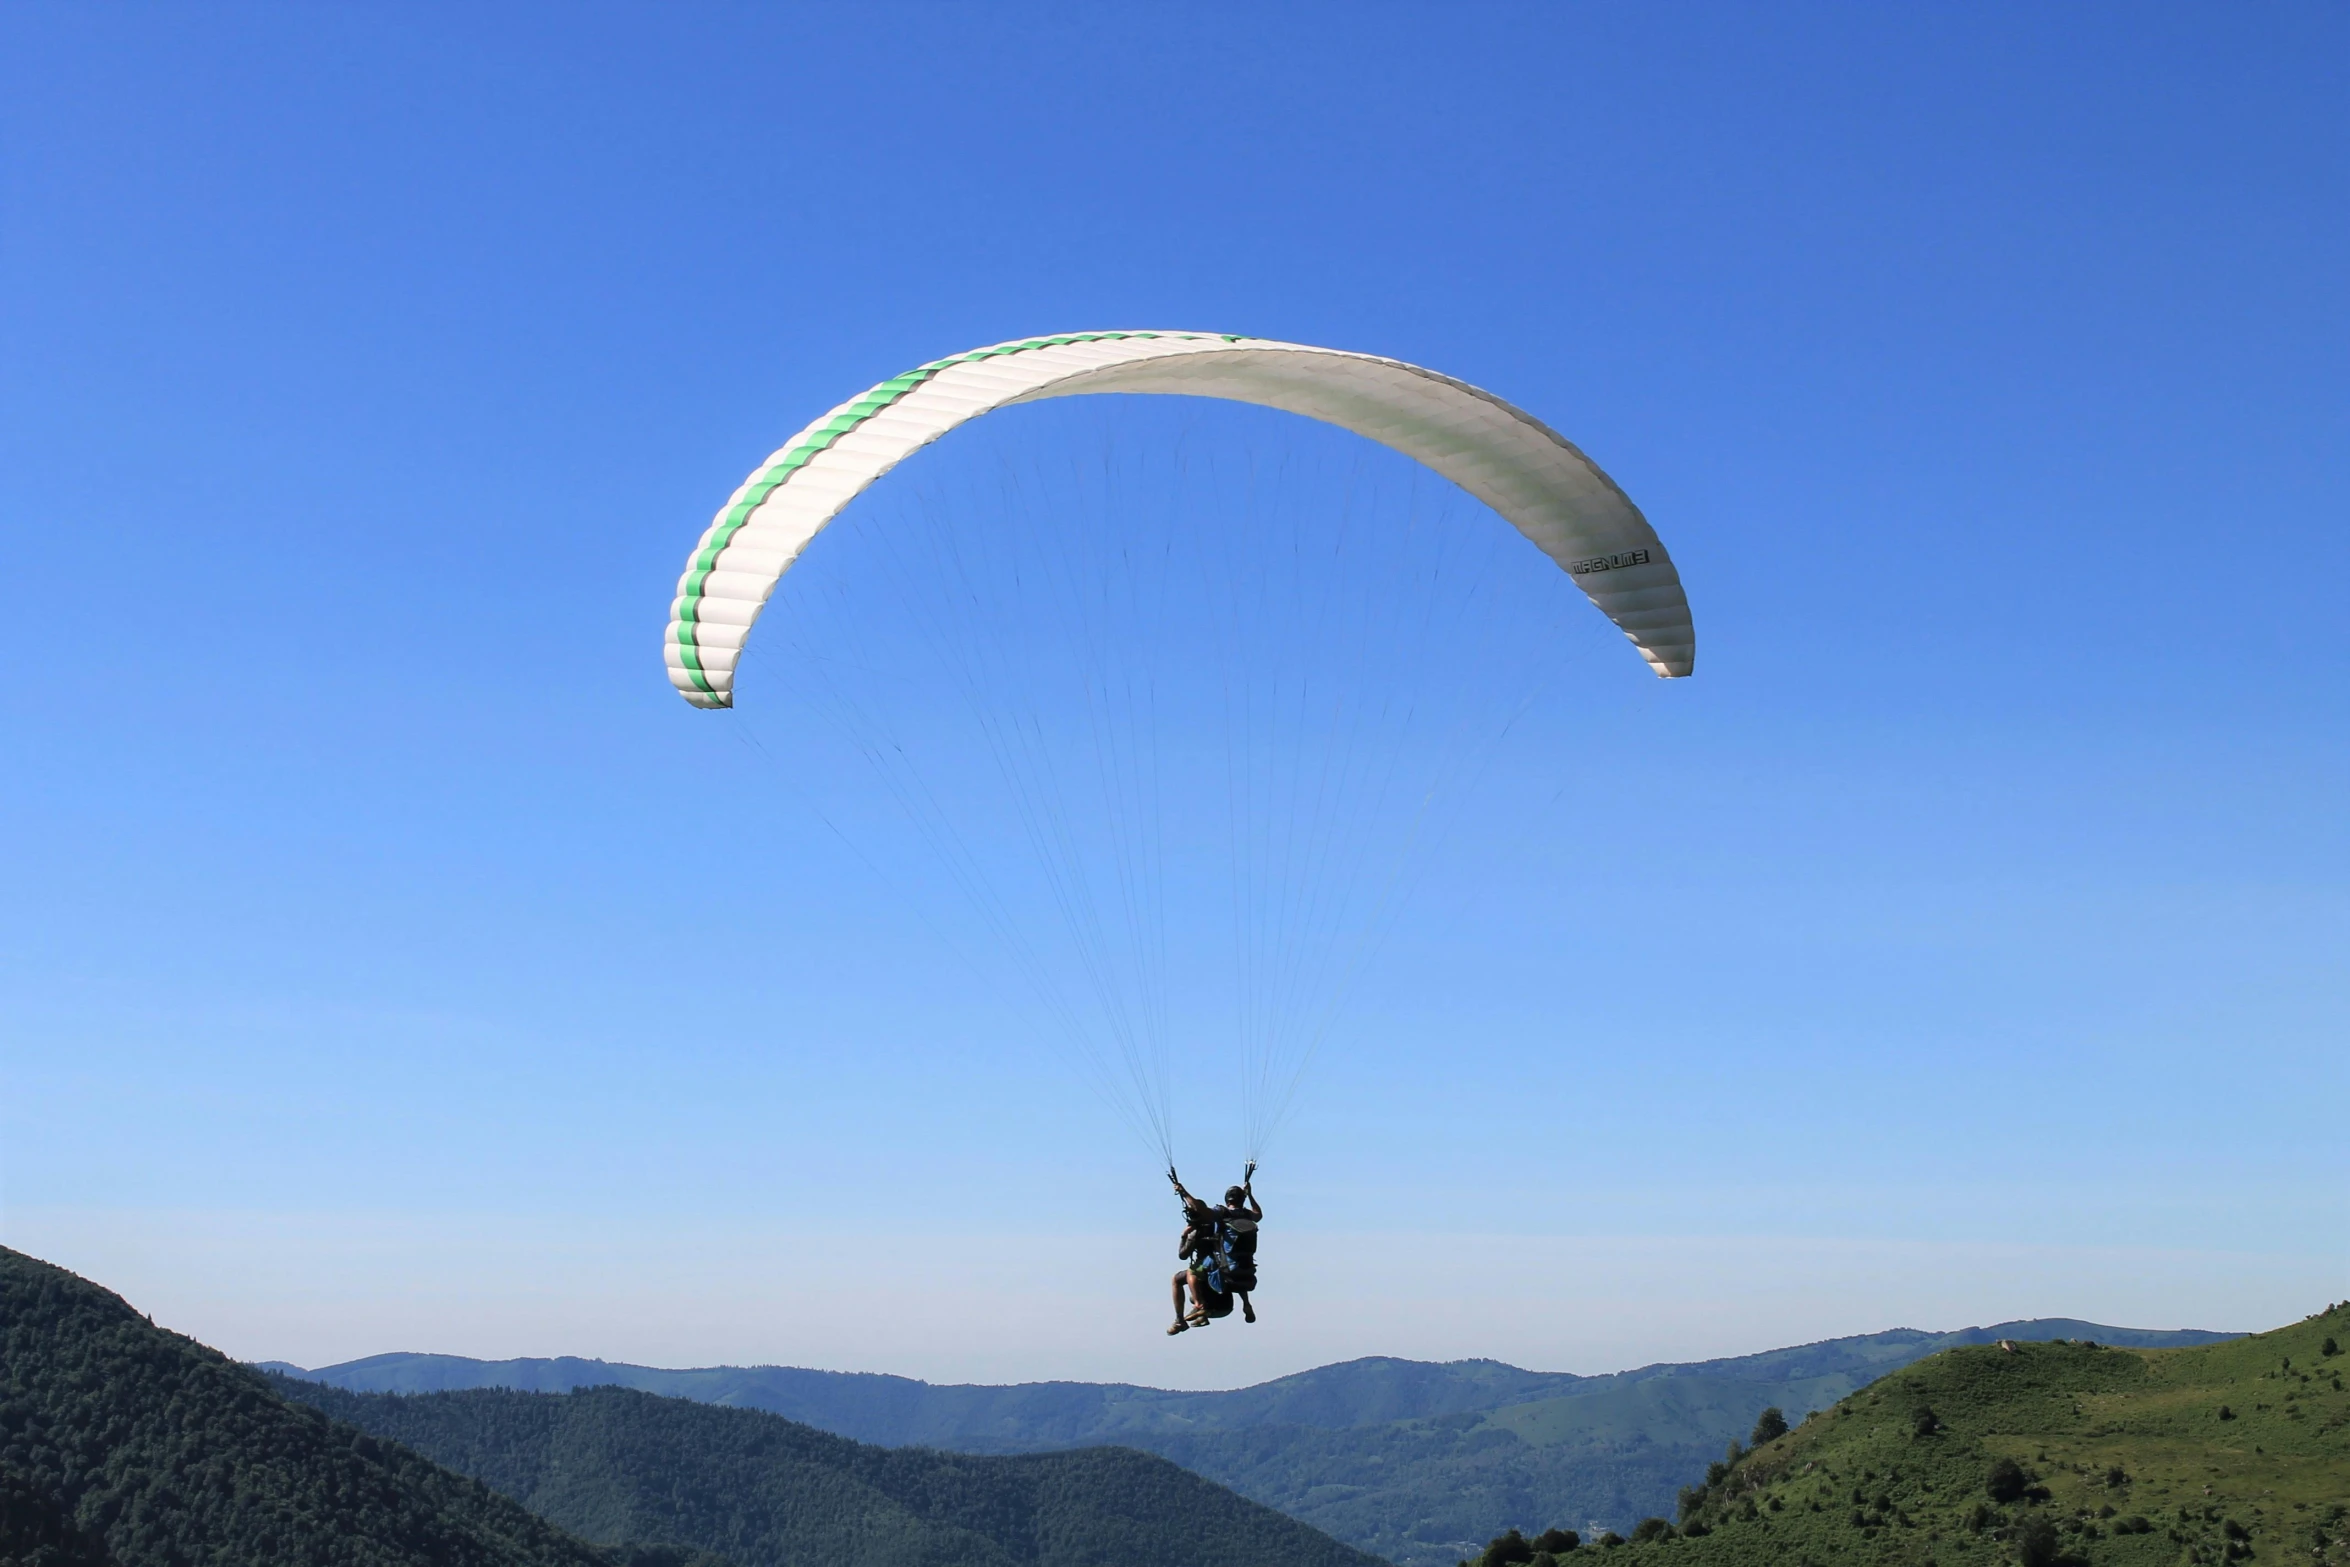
[664,331,1697,1172]
[665,332,1693,708]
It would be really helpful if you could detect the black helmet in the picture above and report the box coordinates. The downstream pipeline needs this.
[1224,1186,1247,1206]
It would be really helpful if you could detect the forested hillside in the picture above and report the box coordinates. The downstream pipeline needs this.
[0,1466,114,1566]
[289,1319,2235,1565]
[1466,1303,2350,1566]
[272,1377,1385,1567]
[0,1245,1371,1567]
[0,1247,642,1567]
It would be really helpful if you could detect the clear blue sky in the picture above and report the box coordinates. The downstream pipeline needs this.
[2,3,2343,1386]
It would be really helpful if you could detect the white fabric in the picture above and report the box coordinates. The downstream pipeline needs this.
[666,334,1694,706]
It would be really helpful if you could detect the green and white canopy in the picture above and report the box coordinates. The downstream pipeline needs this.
[665,331,1694,708]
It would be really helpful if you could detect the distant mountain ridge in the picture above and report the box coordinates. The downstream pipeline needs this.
[269,1378,1382,1567]
[278,1321,2234,1447]
[278,1318,2236,1566]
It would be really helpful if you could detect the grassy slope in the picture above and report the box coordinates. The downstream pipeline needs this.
[1147,1330,2240,1565]
[0,1247,637,1567]
[1611,1303,2350,1566]
[272,1378,1387,1567]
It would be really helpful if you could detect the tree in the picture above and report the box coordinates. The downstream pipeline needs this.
[1629,1519,1671,1544]
[1912,1406,1942,1438]
[1749,1406,1789,1446]
[1481,1529,1534,1567]
[1986,1457,2027,1504]
[1533,1529,1579,1554]
[2012,1515,2061,1567]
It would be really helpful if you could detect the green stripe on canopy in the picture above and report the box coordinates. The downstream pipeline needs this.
[672,332,1236,692]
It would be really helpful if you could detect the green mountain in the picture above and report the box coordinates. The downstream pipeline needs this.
[1551,1302,2350,1566]
[0,1246,637,1567]
[284,1321,2235,1566]
[268,1377,1384,1567]
[2,1245,1374,1567]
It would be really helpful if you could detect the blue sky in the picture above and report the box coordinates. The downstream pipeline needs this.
[2,3,2344,1386]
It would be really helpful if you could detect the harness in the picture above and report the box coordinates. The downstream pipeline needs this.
[1188,1213,1237,1294]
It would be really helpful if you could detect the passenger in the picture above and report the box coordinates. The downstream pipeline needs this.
[1166,1178,1236,1334]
